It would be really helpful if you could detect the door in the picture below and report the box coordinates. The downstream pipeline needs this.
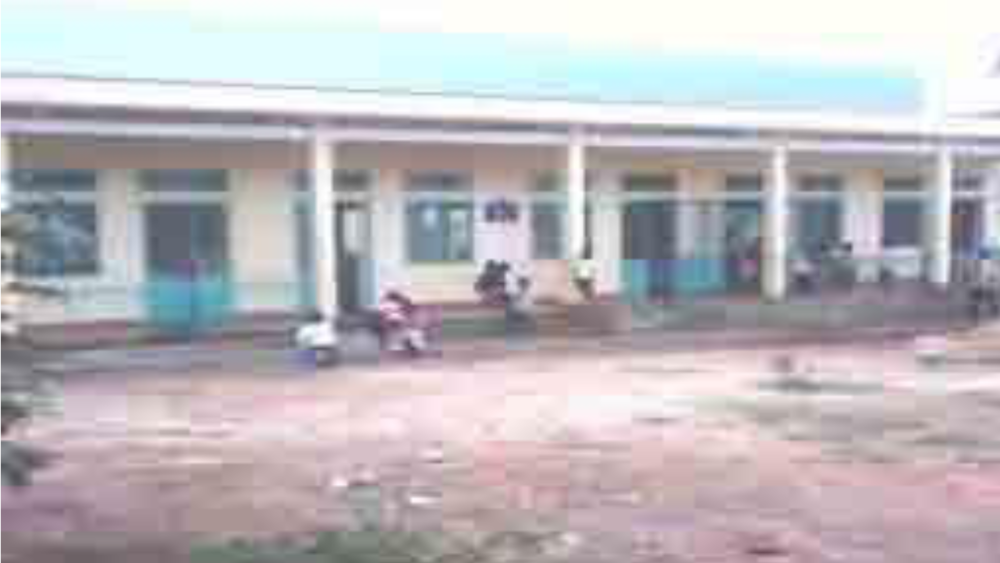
[145,203,232,336]
[295,201,372,315]
[952,199,983,254]
[724,200,764,292]
[952,199,984,284]
[336,202,372,313]
[676,200,726,295]
[622,200,677,300]
[795,199,842,258]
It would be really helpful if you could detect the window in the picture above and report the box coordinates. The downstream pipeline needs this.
[883,176,923,193]
[140,169,228,192]
[796,200,842,253]
[623,174,677,193]
[794,175,843,254]
[10,169,101,277]
[882,177,923,248]
[532,173,597,258]
[531,200,564,259]
[725,174,764,193]
[405,173,474,263]
[798,174,842,194]
[293,169,372,193]
[955,175,983,195]
[883,200,923,247]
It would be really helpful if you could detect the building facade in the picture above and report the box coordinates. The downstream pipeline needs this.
[2,8,999,336]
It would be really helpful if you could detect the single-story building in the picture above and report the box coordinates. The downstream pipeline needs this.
[2,3,999,337]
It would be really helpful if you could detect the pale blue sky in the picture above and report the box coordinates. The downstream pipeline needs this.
[4,0,997,113]
[10,0,994,71]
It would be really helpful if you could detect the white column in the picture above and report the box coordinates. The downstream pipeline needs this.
[984,162,1000,249]
[592,173,621,294]
[310,134,338,321]
[928,147,954,287]
[844,170,883,283]
[763,145,790,300]
[566,130,588,260]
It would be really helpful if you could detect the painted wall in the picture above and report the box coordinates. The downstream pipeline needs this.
[9,136,994,326]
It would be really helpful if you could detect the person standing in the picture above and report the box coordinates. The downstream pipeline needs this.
[573,250,597,301]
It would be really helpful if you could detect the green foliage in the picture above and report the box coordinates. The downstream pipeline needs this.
[2,203,56,488]
[192,527,555,563]
[192,486,555,563]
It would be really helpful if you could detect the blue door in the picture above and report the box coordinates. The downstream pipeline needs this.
[724,200,764,292]
[145,203,233,337]
[622,200,676,301]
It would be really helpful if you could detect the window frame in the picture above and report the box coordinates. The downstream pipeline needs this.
[530,192,565,260]
[404,172,475,264]
[881,177,925,249]
[792,174,844,255]
[9,169,103,278]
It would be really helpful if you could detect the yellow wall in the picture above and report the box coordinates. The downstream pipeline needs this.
[9,136,991,325]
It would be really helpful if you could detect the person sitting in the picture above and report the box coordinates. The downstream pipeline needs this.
[791,251,817,295]
[475,260,511,307]
[376,290,429,357]
[295,311,339,368]
[504,275,535,332]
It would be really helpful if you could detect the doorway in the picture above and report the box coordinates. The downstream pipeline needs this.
[145,202,232,336]
[952,199,984,254]
[622,200,677,301]
[336,202,372,313]
[724,200,764,292]
[296,200,373,315]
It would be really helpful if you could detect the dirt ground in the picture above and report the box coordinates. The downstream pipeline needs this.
[4,332,1000,562]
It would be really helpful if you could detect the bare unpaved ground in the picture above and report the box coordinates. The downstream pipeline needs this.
[4,333,1000,562]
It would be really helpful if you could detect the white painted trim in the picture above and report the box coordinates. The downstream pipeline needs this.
[6,118,1000,157]
[2,119,307,142]
[5,74,1000,139]
[587,133,770,152]
[335,127,565,146]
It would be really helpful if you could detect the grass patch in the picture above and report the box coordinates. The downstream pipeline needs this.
[758,375,885,396]
[192,486,559,563]
[192,528,558,563]
[720,391,1000,465]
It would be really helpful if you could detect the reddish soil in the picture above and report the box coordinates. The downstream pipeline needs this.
[4,333,999,562]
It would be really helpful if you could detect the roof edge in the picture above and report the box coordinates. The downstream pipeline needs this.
[4,72,999,140]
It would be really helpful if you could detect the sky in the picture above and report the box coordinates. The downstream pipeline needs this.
[5,0,998,112]
[22,0,995,75]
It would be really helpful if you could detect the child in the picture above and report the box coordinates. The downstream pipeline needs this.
[377,290,428,357]
[295,312,339,368]
[504,275,535,332]
[791,251,816,294]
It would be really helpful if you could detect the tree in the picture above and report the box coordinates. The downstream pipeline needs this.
[2,204,55,488]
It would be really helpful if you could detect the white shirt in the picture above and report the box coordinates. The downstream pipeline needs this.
[574,259,596,280]
[296,321,338,349]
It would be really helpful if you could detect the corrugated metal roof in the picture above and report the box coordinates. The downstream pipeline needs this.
[1,1,923,114]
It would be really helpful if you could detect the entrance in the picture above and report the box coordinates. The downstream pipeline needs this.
[794,199,842,258]
[296,200,373,315]
[622,200,677,301]
[724,200,764,292]
[336,202,372,313]
[952,199,983,254]
[145,202,232,336]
